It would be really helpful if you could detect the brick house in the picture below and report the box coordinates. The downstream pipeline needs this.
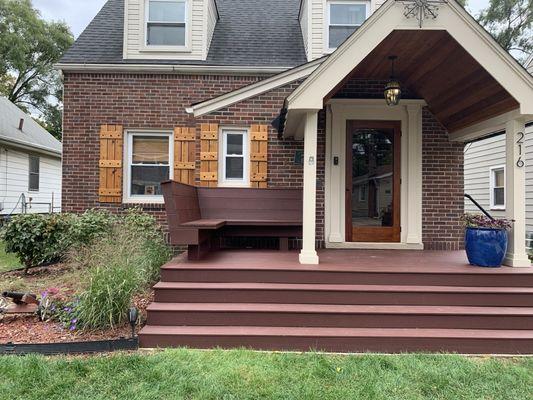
[59,0,533,352]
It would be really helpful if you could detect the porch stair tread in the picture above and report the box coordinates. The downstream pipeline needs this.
[146,302,533,316]
[154,281,533,294]
[140,325,533,339]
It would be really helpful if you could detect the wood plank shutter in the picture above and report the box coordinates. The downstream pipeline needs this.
[99,124,123,203]
[200,123,218,187]
[174,127,196,185]
[250,124,268,188]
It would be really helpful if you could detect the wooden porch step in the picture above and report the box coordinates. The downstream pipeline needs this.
[161,263,533,287]
[146,303,533,330]
[153,282,533,307]
[138,326,533,354]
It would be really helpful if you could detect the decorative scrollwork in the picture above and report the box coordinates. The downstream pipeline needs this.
[396,0,448,28]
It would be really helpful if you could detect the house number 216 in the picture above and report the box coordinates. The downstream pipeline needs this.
[517,132,525,168]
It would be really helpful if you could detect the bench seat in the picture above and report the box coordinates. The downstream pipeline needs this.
[162,181,303,260]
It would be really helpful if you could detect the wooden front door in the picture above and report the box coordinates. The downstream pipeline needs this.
[346,120,401,242]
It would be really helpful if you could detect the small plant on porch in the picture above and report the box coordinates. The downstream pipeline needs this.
[462,213,513,268]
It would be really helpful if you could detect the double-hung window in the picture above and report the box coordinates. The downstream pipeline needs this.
[28,155,39,192]
[490,166,505,210]
[126,132,173,202]
[146,0,186,46]
[219,128,249,187]
[327,1,368,50]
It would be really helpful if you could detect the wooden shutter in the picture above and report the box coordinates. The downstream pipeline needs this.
[200,123,218,187]
[99,124,123,203]
[250,124,268,188]
[174,127,196,185]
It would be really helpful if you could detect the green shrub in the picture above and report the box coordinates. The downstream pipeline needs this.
[73,209,171,329]
[1,213,70,270]
[65,209,116,249]
[1,210,116,271]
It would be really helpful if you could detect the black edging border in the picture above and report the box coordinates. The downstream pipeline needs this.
[0,338,138,355]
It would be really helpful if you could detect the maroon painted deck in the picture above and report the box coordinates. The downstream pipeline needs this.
[140,249,533,354]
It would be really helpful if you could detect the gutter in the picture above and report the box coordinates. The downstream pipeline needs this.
[0,137,61,158]
[55,63,293,76]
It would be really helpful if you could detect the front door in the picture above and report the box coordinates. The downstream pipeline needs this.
[346,120,401,242]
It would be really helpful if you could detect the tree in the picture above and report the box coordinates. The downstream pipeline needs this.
[477,0,533,63]
[0,0,73,140]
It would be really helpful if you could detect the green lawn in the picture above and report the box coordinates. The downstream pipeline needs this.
[0,349,531,400]
[0,241,21,273]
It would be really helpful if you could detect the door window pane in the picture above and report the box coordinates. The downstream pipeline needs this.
[351,129,394,227]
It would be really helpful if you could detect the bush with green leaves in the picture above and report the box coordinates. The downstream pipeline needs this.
[1,213,70,270]
[1,210,116,271]
[73,209,171,329]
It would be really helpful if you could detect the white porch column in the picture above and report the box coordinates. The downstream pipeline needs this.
[299,111,320,265]
[406,105,423,245]
[504,117,531,267]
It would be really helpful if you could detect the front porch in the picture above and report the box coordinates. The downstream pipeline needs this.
[140,249,533,353]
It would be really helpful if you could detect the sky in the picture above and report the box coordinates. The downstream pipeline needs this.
[32,0,491,39]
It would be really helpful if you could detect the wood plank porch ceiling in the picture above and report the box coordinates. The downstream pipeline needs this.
[331,30,519,132]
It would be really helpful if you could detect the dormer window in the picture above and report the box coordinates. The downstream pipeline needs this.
[146,0,186,46]
[327,1,368,50]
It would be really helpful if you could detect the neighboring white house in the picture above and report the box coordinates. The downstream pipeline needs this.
[464,55,533,249]
[0,97,62,215]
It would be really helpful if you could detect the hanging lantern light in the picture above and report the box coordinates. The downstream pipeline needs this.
[384,56,402,106]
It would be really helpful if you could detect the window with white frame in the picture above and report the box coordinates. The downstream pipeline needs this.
[327,1,369,50]
[126,132,173,201]
[490,166,505,209]
[219,128,249,186]
[28,155,39,192]
[146,0,187,46]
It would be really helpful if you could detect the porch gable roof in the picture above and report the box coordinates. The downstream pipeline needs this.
[284,0,533,138]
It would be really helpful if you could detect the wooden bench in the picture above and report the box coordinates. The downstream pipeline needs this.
[161,181,303,259]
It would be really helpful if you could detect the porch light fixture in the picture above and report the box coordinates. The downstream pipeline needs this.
[384,56,402,106]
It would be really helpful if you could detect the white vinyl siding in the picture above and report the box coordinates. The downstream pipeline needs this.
[464,125,533,233]
[300,0,310,57]
[124,0,210,61]
[0,147,61,215]
[205,0,217,55]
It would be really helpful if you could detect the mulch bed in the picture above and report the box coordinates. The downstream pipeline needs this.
[0,263,153,344]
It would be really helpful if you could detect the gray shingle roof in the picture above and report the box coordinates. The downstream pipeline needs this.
[60,0,308,68]
[0,97,62,156]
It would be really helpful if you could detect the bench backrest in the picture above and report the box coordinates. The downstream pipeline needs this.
[162,180,303,226]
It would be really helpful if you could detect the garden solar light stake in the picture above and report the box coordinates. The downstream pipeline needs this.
[129,307,139,339]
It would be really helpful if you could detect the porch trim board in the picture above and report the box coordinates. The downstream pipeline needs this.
[324,99,424,249]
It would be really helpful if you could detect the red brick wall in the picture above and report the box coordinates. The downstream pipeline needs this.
[63,74,463,248]
[421,108,465,250]
[62,72,304,231]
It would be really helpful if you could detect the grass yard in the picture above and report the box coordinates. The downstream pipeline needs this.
[0,241,21,273]
[0,349,532,400]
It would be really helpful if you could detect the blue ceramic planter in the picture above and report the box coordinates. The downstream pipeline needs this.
[465,227,508,268]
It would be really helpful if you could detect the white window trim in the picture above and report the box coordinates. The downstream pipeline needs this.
[218,127,250,187]
[489,165,505,210]
[143,0,191,52]
[325,0,370,53]
[123,130,174,204]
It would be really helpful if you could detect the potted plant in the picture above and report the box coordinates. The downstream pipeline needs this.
[463,213,513,268]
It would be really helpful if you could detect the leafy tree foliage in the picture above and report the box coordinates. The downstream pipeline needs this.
[0,0,73,140]
[477,0,532,63]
